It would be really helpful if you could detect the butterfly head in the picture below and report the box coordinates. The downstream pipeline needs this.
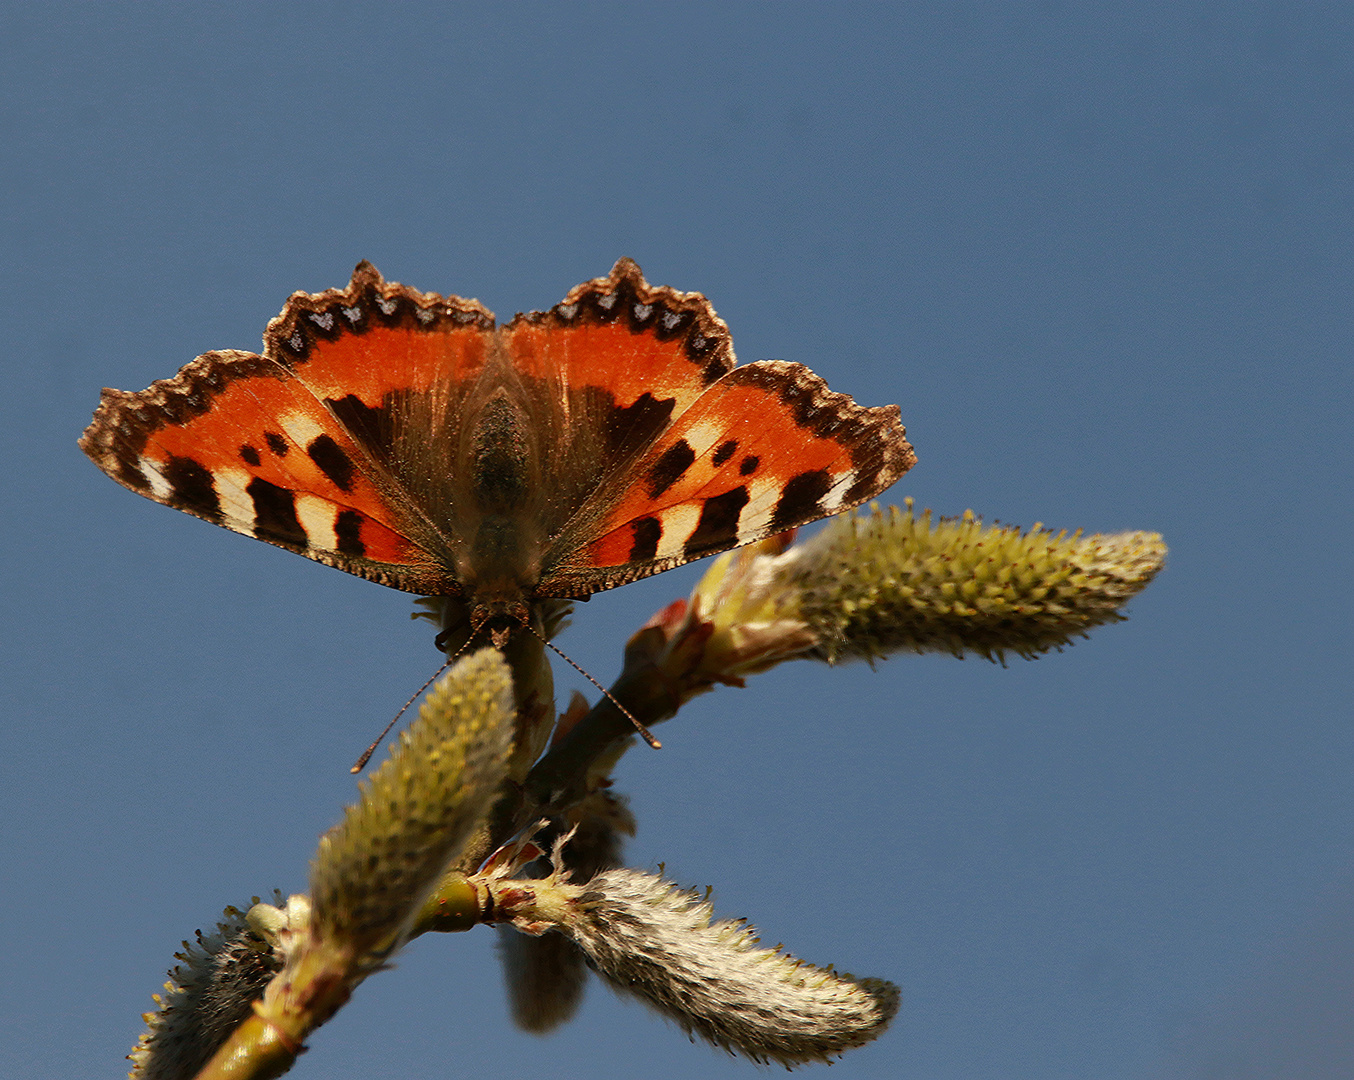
[470,597,533,650]
[427,591,534,654]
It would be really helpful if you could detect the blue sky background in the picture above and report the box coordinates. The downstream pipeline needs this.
[3,4,1351,1078]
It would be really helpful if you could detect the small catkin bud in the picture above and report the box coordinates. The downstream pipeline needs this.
[128,899,284,1080]
[556,869,899,1067]
[310,648,515,968]
[792,502,1166,663]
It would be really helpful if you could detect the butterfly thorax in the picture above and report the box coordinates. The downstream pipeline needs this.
[453,386,549,635]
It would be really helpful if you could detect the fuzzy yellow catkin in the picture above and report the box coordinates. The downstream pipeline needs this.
[127,901,284,1080]
[791,503,1166,663]
[131,653,516,1080]
[556,869,899,1066]
[309,648,515,967]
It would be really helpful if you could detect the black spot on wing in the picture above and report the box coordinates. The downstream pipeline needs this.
[602,391,676,460]
[239,444,261,467]
[770,469,832,532]
[680,325,732,383]
[334,509,366,557]
[684,487,750,559]
[629,516,662,562]
[698,353,728,384]
[712,439,737,467]
[307,433,356,492]
[326,393,387,448]
[646,439,696,499]
[264,431,289,457]
[164,455,221,522]
[247,477,307,548]
[738,454,759,476]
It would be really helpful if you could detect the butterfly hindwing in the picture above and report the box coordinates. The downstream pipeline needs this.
[502,257,734,424]
[266,260,496,407]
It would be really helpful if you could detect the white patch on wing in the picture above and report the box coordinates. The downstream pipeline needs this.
[213,464,253,493]
[683,418,726,456]
[211,464,267,525]
[144,461,173,501]
[743,475,784,519]
[296,494,339,550]
[276,411,327,450]
[655,503,703,560]
[819,472,856,513]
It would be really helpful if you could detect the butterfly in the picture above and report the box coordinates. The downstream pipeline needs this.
[80,259,916,644]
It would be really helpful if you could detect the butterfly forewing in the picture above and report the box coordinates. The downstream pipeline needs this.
[538,360,915,596]
[81,348,457,593]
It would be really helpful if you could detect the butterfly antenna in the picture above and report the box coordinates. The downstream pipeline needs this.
[526,624,662,749]
[349,628,483,772]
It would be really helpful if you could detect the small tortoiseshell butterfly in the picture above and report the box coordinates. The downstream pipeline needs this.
[80,260,916,641]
